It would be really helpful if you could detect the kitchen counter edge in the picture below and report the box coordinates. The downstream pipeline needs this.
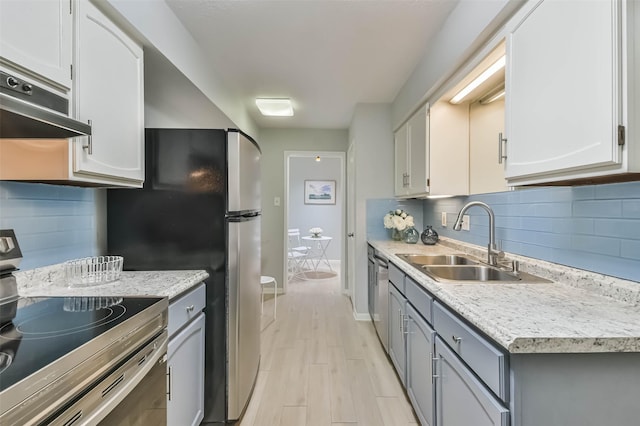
[15,266,209,301]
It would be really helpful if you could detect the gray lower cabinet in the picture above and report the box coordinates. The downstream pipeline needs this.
[388,282,406,385]
[406,303,436,426]
[167,284,206,426]
[435,337,509,426]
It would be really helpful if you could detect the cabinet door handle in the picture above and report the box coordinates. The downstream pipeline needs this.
[431,353,440,382]
[166,366,172,401]
[186,305,195,312]
[83,119,93,155]
[403,316,412,335]
[452,335,462,344]
[498,132,507,164]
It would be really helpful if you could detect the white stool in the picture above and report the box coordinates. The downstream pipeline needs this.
[260,276,277,319]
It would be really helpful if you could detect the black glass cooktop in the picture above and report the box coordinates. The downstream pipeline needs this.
[0,296,162,393]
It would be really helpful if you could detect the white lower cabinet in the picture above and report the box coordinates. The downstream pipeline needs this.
[435,337,509,426]
[406,304,436,426]
[167,284,206,426]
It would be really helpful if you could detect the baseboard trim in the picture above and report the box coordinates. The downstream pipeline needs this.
[353,311,371,321]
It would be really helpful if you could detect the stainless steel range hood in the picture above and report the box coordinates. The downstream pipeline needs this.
[0,71,91,139]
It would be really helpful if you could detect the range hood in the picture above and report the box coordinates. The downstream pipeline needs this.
[0,71,91,139]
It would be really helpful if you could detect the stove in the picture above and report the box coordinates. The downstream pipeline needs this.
[0,231,169,425]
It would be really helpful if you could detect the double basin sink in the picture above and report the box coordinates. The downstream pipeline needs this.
[397,254,551,283]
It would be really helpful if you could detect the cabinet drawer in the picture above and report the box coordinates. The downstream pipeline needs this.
[389,262,405,293]
[433,301,508,401]
[435,337,509,426]
[405,276,432,324]
[169,283,206,336]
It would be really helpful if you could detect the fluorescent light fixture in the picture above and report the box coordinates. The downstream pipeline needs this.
[426,195,454,199]
[255,98,294,116]
[450,56,506,104]
[480,90,505,105]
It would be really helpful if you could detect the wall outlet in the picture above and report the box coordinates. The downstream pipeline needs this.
[441,212,447,227]
[274,196,281,207]
[462,214,470,231]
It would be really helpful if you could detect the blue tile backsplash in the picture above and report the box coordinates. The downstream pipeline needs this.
[418,181,640,283]
[4,177,640,283]
[367,181,640,283]
[0,182,101,270]
[366,198,424,240]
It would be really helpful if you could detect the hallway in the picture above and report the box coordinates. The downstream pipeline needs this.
[241,271,419,426]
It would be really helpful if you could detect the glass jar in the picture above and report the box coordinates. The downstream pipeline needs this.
[404,226,420,244]
[421,226,439,245]
[391,228,403,241]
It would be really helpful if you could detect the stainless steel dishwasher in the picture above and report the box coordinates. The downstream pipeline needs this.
[372,250,389,352]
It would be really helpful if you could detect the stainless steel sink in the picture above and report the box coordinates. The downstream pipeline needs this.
[396,254,478,266]
[421,265,552,283]
[396,253,551,283]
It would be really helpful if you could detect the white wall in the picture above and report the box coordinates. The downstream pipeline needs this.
[260,129,349,289]
[289,157,342,260]
[145,49,235,129]
[348,103,394,316]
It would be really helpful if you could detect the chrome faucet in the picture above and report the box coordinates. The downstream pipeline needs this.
[453,201,504,266]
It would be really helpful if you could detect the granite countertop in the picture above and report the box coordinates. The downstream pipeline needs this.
[370,237,640,355]
[15,264,209,301]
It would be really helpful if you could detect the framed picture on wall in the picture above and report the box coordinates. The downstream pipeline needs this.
[304,180,336,205]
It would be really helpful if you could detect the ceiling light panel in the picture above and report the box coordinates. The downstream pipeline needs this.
[255,98,294,116]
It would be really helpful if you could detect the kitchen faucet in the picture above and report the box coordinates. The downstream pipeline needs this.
[453,201,504,266]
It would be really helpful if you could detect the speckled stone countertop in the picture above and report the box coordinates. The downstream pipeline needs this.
[370,237,640,354]
[15,264,209,301]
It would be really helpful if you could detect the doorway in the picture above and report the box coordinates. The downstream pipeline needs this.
[284,151,346,294]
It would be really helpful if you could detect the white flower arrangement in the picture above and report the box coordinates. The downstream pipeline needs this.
[309,227,323,237]
[383,209,414,231]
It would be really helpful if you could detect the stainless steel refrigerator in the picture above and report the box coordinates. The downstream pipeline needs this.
[107,128,261,424]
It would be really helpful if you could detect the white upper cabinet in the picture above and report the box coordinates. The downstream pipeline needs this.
[394,104,430,197]
[72,0,144,186]
[0,0,73,89]
[505,0,639,185]
[394,123,410,196]
[394,102,472,198]
[407,105,430,196]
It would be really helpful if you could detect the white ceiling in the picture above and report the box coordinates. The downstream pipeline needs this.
[165,0,458,130]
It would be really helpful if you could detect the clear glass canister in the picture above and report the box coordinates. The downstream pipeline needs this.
[404,226,420,244]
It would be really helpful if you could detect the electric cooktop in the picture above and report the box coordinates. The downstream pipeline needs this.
[0,296,164,393]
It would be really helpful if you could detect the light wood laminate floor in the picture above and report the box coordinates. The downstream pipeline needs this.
[242,270,418,426]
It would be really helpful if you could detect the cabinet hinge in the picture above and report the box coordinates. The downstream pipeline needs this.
[70,0,72,14]
[70,64,73,80]
[427,178,430,187]
[618,125,625,146]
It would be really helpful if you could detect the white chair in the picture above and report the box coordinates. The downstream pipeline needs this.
[260,275,277,319]
[287,229,309,280]
[288,228,310,255]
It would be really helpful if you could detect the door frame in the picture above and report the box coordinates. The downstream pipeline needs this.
[347,142,356,303]
[283,150,347,294]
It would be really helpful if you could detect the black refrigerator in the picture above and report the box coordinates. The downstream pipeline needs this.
[107,128,261,424]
